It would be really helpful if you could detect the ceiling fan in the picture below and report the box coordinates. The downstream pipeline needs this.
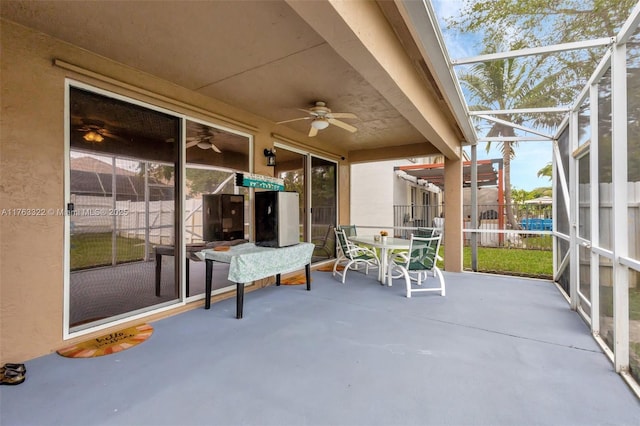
[277,101,358,137]
[186,128,221,153]
[76,118,122,143]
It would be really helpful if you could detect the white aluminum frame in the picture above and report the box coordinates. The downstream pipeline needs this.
[589,81,601,339]
[63,79,255,339]
[63,79,188,340]
[451,37,615,65]
[611,41,629,373]
[423,0,640,394]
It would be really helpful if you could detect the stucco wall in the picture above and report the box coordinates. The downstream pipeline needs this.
[350,159,440,232]
[1,21,68,364]
[349,160,412,229]
[0,20,349,363]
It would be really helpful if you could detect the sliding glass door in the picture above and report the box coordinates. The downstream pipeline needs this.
[273,144,337,261]
[273,146,306,242]
[68,85,180,331]
[310,156,337,260]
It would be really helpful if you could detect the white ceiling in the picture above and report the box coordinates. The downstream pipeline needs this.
[1,0,465,158]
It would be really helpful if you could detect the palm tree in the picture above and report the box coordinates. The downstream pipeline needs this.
[537,162,553,181]
[459,40,565,229]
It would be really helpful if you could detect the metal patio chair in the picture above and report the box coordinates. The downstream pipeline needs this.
[312,225,334,259]
[333,228,379,284]
[387,233,445,298]
[337,224,357,237]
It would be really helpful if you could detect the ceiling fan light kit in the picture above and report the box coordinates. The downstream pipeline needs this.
[311,118,330,130]
[83,131,104,143]
[186,124,222,153]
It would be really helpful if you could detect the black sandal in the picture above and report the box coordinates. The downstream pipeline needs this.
[0,368,25,385]
[1,363,26,374]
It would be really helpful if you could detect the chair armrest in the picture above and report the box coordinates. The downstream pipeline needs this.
[349,245,379,260]
[389,252,409,264]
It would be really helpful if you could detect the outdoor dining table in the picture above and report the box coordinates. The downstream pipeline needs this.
[200,242,314,318]
[348,236,411,285]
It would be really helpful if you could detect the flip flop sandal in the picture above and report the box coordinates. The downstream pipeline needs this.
[0,369,26,386]
[1,363,26,374]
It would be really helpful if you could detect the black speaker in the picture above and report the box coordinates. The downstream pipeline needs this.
[203,194,244,241]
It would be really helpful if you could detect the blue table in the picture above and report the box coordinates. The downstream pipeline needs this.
[202,242,315,318]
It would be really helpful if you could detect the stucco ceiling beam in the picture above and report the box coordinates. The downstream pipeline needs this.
[285,0,461,160]
[349,143,439,163]
[393,0,477,147]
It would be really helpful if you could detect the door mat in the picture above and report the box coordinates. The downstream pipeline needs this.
[57,324,153,358]
[317,263,344,272]
[281,274,312,285]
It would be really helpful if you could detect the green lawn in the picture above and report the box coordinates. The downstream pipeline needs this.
[599,286,640,321]
[521,235,553,250]
[462,246,553,278]
[71,233,145,270]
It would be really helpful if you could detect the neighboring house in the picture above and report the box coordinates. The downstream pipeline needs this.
[350,158,443,232]
[350,154,495,233]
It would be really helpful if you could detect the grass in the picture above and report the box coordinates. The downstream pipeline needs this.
[599,286,640,321]
[521,235,553,250]
[71,233,145,270]
[462,246,553,278]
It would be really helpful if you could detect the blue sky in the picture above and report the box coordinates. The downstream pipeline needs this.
[466,142,552,191]
[431,0,554,191]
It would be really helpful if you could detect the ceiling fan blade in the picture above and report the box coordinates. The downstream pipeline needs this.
[328,112,358,119]
[308,126,318,137]
[276,116,312,125]
[297,108,319,116]
[328,118,357,133]
[186,140,199,148]
[210,143,222,153]
[103,131,129,142]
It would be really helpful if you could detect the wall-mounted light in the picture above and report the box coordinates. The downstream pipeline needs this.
[264,148,276,166]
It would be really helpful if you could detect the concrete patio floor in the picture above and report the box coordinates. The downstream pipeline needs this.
[1,269,639,426]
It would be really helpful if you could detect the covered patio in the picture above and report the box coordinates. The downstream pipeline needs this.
[1,270,639,425]
[2,0,640,415]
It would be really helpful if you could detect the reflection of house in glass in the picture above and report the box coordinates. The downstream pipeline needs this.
[70,155,174,245]
[71,157,174,201]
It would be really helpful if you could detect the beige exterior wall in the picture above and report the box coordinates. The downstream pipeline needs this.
[0,20,349,363]
[443,157,463,272]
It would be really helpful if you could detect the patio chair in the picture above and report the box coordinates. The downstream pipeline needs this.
[387,233,445,298]
[333,228,379,284]
[337,224,357,237]
[312,225,334,258]
[413,227,437,238]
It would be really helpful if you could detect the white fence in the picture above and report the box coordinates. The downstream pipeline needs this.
[70,195,206,246]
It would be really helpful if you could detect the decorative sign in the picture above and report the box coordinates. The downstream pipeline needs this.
[235,172,284,191]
